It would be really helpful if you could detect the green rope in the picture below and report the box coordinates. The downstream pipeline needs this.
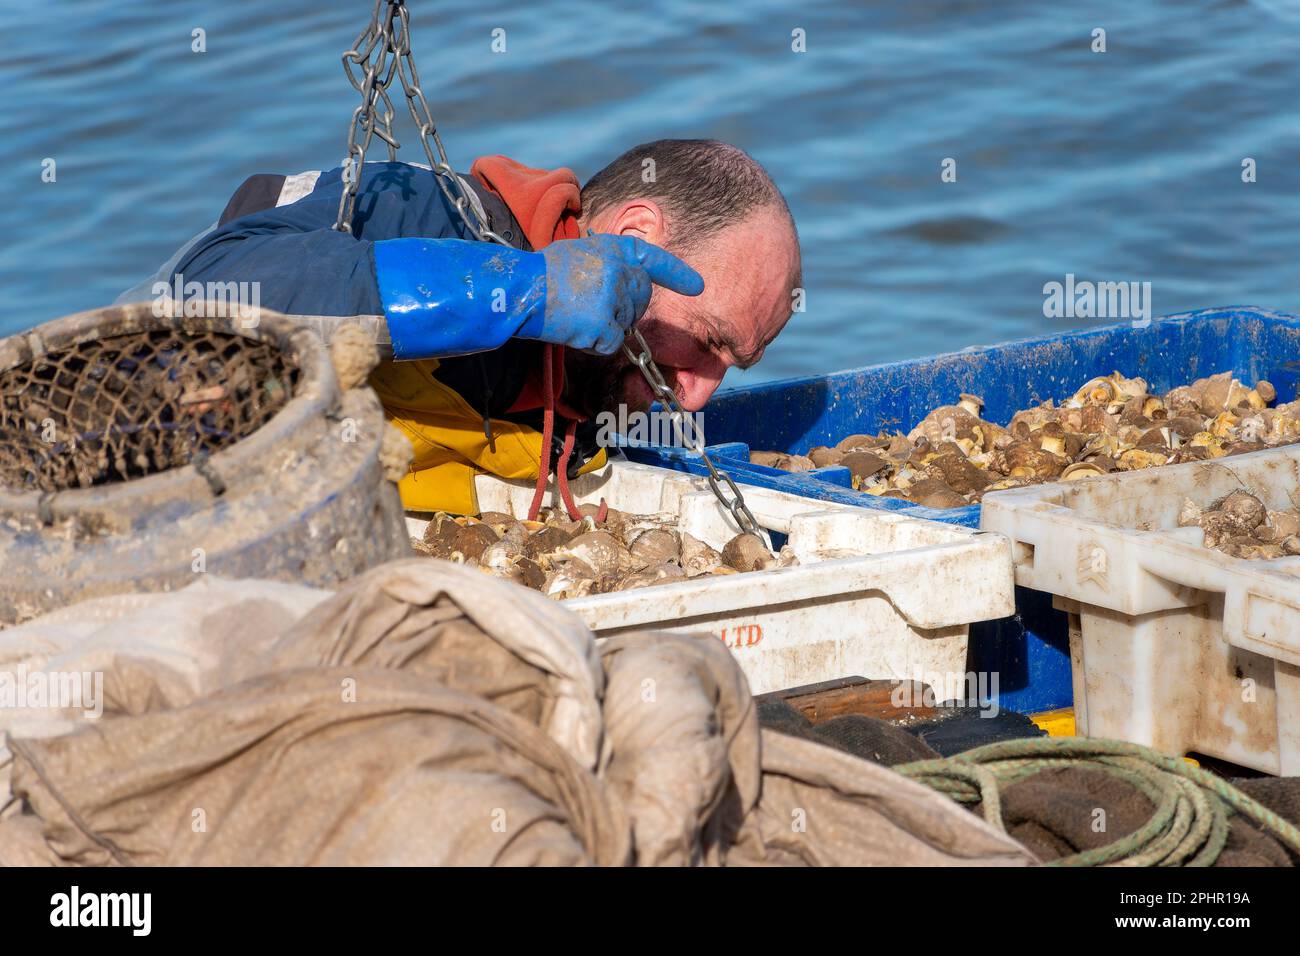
[895,737,1300,867]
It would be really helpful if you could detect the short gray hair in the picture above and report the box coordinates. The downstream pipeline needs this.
[581,139,794,253]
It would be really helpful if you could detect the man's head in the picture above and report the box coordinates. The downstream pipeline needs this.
[567,139,800,417]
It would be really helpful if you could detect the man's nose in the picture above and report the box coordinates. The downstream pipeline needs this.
[673,366,725,412]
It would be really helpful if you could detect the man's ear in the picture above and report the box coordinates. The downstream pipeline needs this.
[608,200,667,244]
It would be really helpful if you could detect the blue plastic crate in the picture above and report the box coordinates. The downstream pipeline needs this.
[627,306,1300,713]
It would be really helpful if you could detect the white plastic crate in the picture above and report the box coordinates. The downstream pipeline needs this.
[980,445,1300,774]
[405,460,1015,694]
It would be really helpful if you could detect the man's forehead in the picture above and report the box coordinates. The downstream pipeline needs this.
[678,205,799,361]
[710,208,797,266]
[708,210,798,288]
[710,261,797,352]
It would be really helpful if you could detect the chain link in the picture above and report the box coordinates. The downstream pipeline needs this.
[335,0,502,240]
[335,2,765,543]
[621,330,766,540]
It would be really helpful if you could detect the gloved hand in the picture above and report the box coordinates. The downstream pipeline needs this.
[535,235,704,353]
[372,235,703,360]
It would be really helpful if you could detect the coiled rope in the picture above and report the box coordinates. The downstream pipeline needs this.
[895,737,1300,867]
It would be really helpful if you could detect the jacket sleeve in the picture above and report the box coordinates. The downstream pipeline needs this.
[169,173,546,360]
[174,198,387,317]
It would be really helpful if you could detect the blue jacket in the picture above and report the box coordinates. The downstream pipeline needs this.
[173,162,500,321]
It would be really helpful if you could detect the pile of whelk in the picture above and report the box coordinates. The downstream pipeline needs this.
[752,371,1296,509]
[411,504,797,599]
[1178,490,1300,560]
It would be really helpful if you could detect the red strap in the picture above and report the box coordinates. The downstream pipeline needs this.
[526,345,583,522]
[526,345,557,521]
[555,419,582,521]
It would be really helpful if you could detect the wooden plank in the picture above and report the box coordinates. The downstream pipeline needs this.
[757,676,938,725]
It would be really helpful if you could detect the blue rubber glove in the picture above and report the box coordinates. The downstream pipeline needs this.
[372,235,703,360]
[536,235,705,353]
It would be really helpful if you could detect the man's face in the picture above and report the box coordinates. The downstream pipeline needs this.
[567,203,800,418]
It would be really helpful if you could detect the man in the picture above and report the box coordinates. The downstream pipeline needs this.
[157,139,801,513]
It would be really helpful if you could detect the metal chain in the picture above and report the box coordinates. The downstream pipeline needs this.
[622,330,766,539]
[334,0,397,233]
[335,0,503,241]
[334,2,764,541]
